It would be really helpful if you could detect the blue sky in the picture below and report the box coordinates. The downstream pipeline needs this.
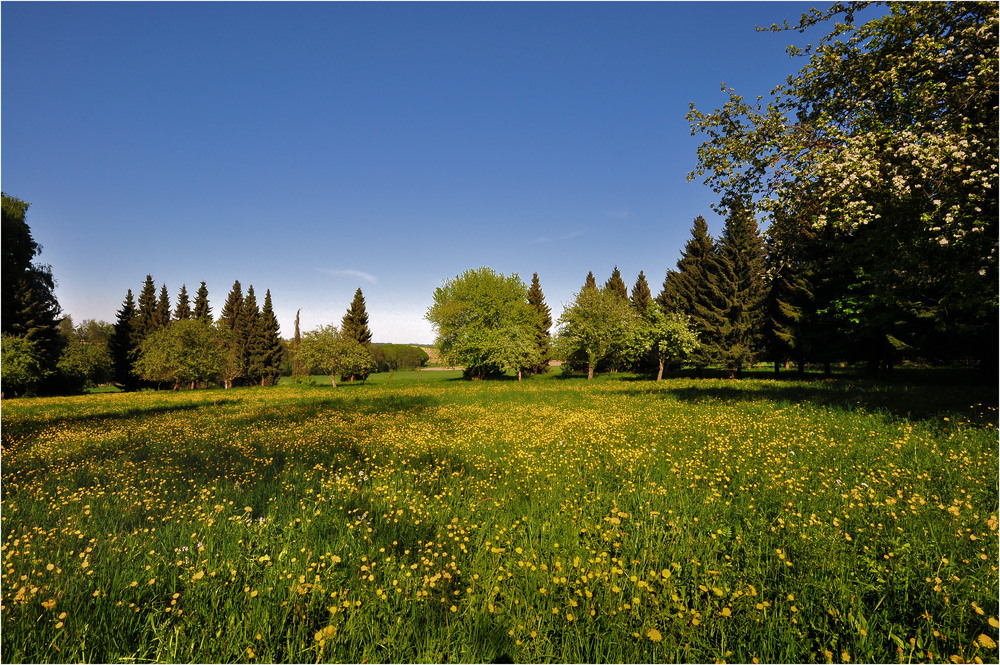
[3,1,823,343]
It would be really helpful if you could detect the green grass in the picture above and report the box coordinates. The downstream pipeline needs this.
[2,373,997,663]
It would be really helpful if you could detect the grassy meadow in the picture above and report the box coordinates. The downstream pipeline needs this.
[1,371,997,663]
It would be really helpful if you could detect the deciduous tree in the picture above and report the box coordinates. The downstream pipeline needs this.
[425,267,539,380]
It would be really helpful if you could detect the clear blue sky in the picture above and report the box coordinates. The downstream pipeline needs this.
[3,1,823,344]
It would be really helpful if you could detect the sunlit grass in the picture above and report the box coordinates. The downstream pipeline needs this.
[2,375,997,663]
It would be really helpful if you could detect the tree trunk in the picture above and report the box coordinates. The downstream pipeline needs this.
[330,374,338,388]
[774,360,780,377]
[657,359,664,381]
[587,364,595,380]
[517,369,522,381]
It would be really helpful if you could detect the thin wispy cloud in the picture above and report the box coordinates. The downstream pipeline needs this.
[532,229,588,244]
[316,268,378,284]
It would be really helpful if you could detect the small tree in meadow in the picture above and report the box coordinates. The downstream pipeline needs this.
[298,324,375,387]
[627,306,700,380]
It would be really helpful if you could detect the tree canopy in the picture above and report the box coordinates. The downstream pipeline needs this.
[425,267,540,380]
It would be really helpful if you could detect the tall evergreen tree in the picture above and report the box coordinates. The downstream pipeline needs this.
[135,275,159,344]
[341,288,373,348]
[292,308,304,379]
[155,284,171,329]
[340,288,373,381]
[631,271,652,314]
[711,195,767,377]
[257,289,283,386]
[584,271,598,290]
[1,193,64,389]
[109,289,140,391]
[174,284,192,320]
[658,216,720,372]
[220,280,243,330]
[526,272,552,374]
[240,285,263,385]
[193,281,212,323]
[605,267,629,301]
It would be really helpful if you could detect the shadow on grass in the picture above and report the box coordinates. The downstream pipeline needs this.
[648,377,997,425]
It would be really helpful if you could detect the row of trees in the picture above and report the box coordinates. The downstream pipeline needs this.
[687,2,997,374]
[107,276,284,390]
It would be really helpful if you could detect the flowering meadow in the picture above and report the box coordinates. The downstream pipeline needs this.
[2,373,997,663]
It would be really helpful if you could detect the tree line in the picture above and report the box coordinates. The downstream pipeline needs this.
[1,196,428,396]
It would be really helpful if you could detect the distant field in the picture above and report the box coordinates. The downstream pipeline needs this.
[2,374,997,663]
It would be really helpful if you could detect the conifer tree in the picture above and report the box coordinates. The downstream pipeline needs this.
[340,288,373,381]
[341,288,373,348]
[174,284,192,320]
[605,267,628,301]
[657,216,721,373]
[240,285,262,385]
[711,195,767,377]
[155,284,171,329]
[584,271,597,290]
[292,308,304,379]
[135,275,159,344]
[258,289,283,385]
[193,282,212,323]
[526,272,552,374]
[631,271,652,315]
[220,280,243,330]
[109,289,140,391]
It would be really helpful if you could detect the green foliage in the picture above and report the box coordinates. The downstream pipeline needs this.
[173,284,192,321]
[658,216,720,370]
[556,285,636,379]
[341,288,373,348]
[57,319,114,390]
[425,267,540,380]
[711,194,767,375]
[604,266,629,301]
[256,290,283,386]
[193,281,212,323]
[630,270,653,315]
[626,306,700,380]
[2,193,64,391]
[1,333,48,396]
[688,2,998,371]
[109,290,140,391]
[526,272,552,374]
[298,324,376,387]
[371,344,429,372]
[135,319,228,388]
[134,275,160,346]
[341,288,374,381]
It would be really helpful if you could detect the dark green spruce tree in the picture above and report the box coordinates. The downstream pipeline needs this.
[584,271,598,290]
[240,285,263,385]
[134,275,159,345]
[658,216,720,373]
[109,289,140,391]
[258,289,283,386]
[340,288,373,382]
[604,267,629,301]
[220,280,243,330]
[711,195,766,378]
[155,284,172,329]
[526,272,552,374]
[193,281,212,323]
[292,309,304,379]
[174,284,192,320]
[631,271,652,315]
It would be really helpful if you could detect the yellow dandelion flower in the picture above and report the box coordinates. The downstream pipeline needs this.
[450,605,458,613]
[647,628,662,642]
[192,570,205,581]
[988,617,999,629]
[720,607,732,617]
[841,651,851,662]
[46,564,54,572]
[978,635,997,649]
